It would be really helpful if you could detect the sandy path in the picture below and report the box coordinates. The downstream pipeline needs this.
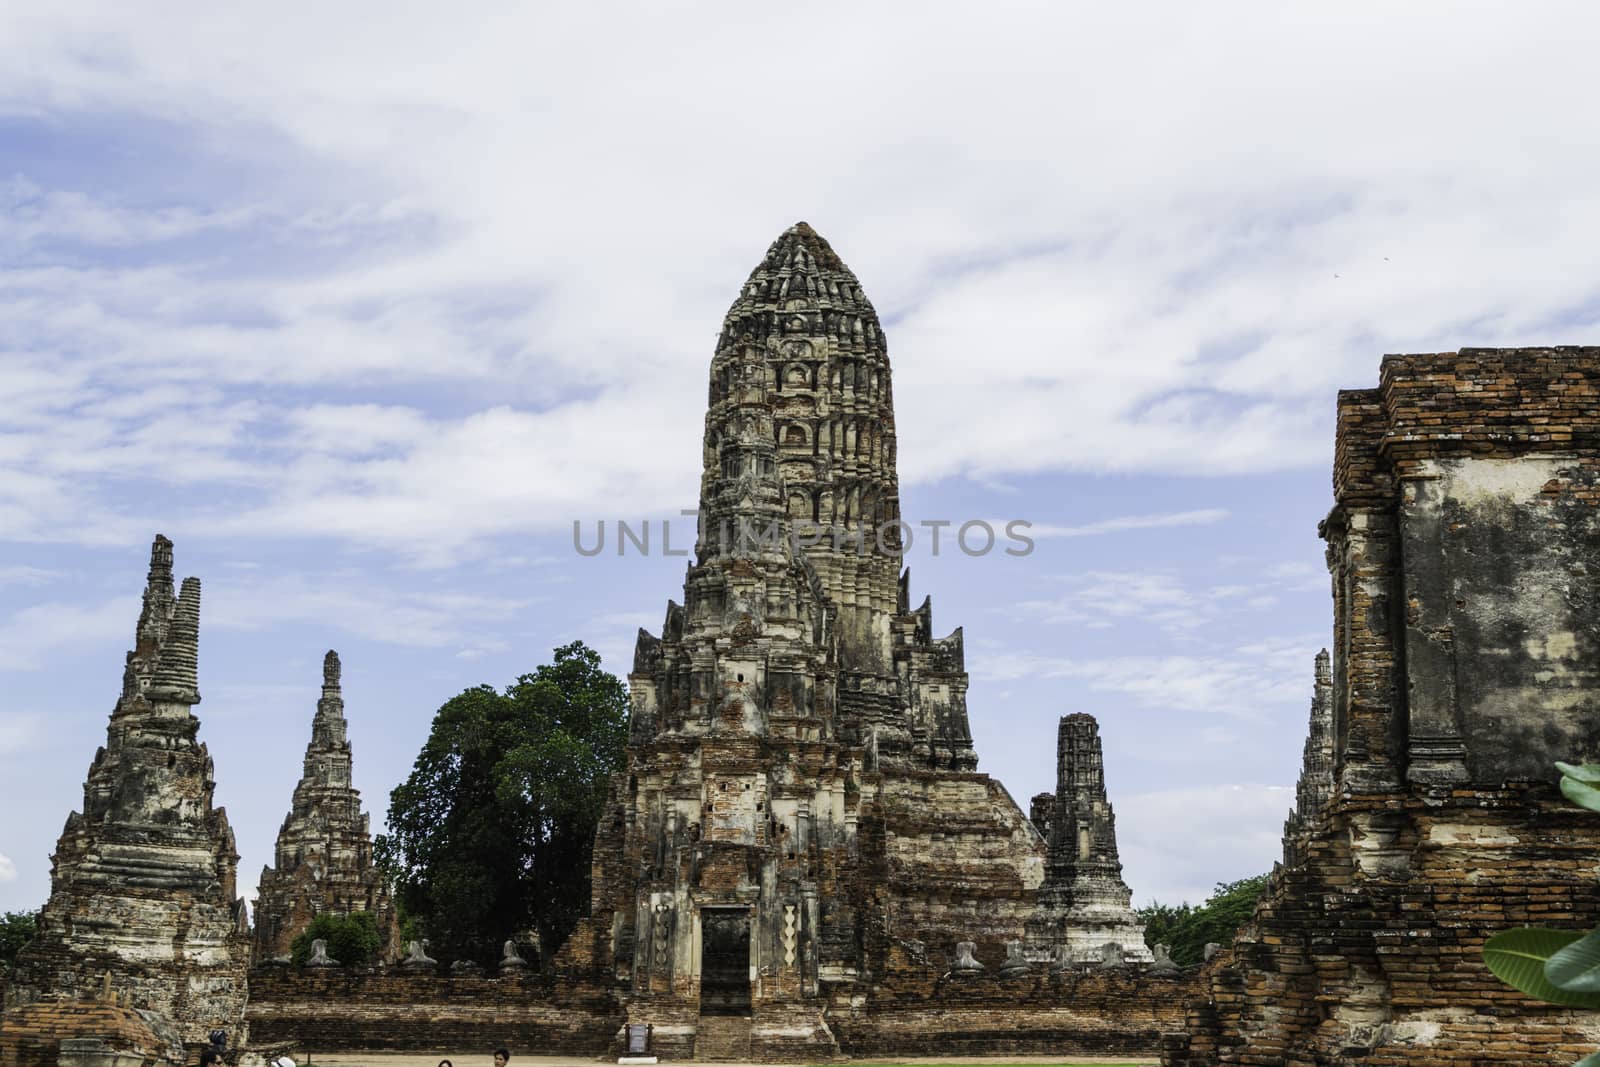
[289,1055,1156,1067]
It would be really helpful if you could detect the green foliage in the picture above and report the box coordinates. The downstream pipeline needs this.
[1556,762,1600,813]
[1136,874,1269,967]
[0,909,39,973]
[1483,928,1600,1009]
[1481,763,1600,1066]
[376,641,628,966]
[1546,928,1600,994]
[289,911,382,969]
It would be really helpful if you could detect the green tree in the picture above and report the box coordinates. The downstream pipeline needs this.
[0,909,38,973]
[1137,873,1269,967]
[376,641,628,965]
[289,911,382,969]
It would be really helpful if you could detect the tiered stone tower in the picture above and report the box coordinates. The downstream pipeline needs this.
[1026,715,1150,962]
[253,651,401,964]
[577,224,1044,1059]
[1280,649,1333,867]
[2,536,250,1045]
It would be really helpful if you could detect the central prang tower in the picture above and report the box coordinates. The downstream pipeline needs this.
[574,224,1046,1060]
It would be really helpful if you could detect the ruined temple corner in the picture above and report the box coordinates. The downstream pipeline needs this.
[1165,348,1600,1067]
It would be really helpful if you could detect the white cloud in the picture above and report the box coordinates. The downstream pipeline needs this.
[1120,784,1293,906]
[0,597,134,671]
[1013,562,1326,636]
[204,573,533,654]
[0,714,41,755]
[0,852,16,883]
[1,5,1598,557]
[0,565,58,588]
[1025,509,1230,539]
[1016,571,1205,632]
[975,638,1322,719]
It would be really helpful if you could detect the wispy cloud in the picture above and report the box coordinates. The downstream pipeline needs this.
[0,597,134,671]
[0,714,41,755]
[974,638,1322,718]
[205,573,532,655]
[1120,784,1293,905]
[0,852,16,883]
[1024,509,1229,539]
[1,6,1597,560]
[1015,571,1205,632]
[0,565,59,588]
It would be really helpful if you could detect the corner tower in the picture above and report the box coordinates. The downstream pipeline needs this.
[2,536,250,1046]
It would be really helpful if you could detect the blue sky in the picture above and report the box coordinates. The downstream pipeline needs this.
[5,2,1600,913]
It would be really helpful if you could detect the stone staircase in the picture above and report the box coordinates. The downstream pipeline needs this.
[694,1015,752,1061]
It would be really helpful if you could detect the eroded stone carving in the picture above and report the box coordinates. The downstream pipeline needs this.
[305,938,339,968]
[951,941,985,975]
[1150,943,1180,974]
[998,940,1031,978]
[499,940,529,974]
[400,939,437,973]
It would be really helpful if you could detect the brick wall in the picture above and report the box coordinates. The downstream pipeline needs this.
[833,968,1189,1056]
[244,970,621,1054]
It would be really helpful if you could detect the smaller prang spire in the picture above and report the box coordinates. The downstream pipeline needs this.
[1026,713,1151,962]
[255,648,400,962]
[1284,649,1336,865]
[146,577,201,706]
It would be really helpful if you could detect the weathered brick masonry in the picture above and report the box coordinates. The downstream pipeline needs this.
[244,969,620,1053]
[1164,348,1600,1067]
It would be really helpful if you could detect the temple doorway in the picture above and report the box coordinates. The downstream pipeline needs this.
[698,907,751,1016]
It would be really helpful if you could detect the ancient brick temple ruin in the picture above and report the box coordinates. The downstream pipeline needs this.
[556,223,1164,1059]
[252,651,401,964]
[1164,348,1600,1066]
[1026,714,1151,963]
[21,234,1600,1067]
[1,537,250,1051]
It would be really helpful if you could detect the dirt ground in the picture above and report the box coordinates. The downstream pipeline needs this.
[288,1056,1156,1067]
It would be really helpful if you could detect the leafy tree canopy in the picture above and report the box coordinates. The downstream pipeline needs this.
[376,641,628,965]
[0,909,38,973]
[1137,874,1269,967]
[289,911,382,969]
